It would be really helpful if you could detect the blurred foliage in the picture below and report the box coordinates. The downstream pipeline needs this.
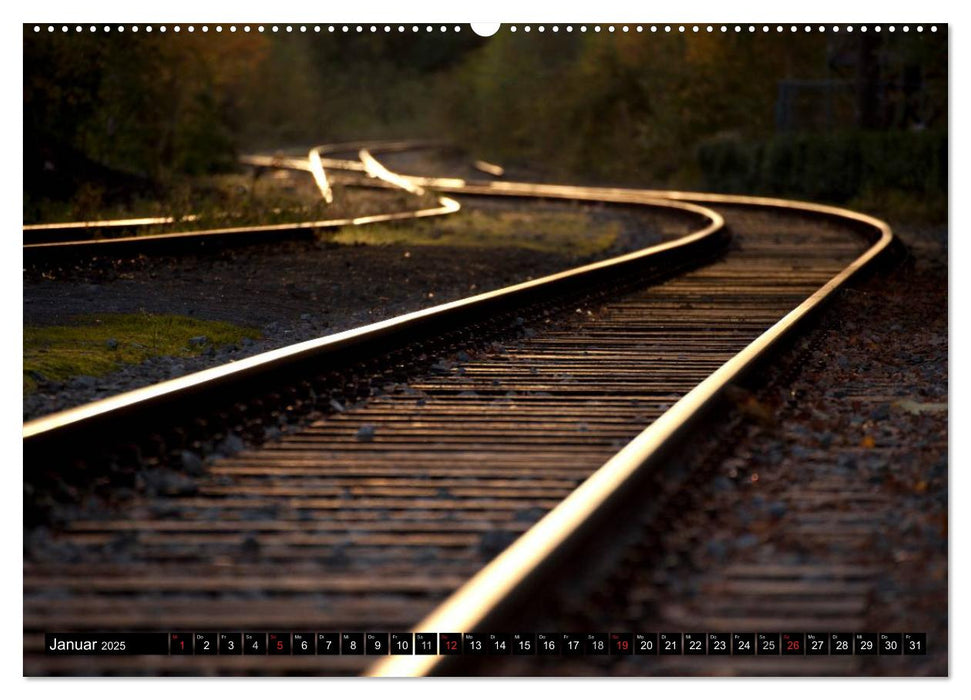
[220,31,490,147]
[444,31,830,181]
[444,30,946,187]
[25,29,266,180]
[696,130,947,218]
[24,26,946,218]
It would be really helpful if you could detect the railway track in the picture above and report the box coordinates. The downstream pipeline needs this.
[22,141,460,261]
[23,148,896,676]
[447,251,945,676]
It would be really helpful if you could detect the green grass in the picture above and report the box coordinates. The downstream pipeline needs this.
[325,209,621,258]
[24,313,261,393]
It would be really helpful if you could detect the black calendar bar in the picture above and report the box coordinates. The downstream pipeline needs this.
[43,631,927,656]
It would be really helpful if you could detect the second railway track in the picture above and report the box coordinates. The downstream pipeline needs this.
[23,151,895,675]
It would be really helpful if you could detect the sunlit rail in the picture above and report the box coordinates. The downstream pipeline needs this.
[24,143,895,678]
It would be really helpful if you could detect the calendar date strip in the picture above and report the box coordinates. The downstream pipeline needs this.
[44,631,926,656]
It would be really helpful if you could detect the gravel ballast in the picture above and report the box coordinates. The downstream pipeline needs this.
[24,198,690,420]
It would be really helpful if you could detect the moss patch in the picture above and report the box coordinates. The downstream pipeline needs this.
[325,209,621,258]
[24,313,260,393]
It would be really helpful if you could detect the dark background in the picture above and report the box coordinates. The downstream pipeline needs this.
[23,25,947,220]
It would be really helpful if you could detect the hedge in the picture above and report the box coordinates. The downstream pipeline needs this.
[696,130,947,203]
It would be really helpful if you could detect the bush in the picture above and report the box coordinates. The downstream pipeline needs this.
[697,130,947,207]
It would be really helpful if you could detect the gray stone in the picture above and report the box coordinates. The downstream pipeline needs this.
[356,424,376,442]
[139,469,197,496]
[429,360,452,375]
[74,375,96,389]
[219,434,246,455]
[179,450,205,476]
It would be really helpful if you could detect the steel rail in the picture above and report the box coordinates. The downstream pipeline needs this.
[473,160,504,177]
[23,214,201,233]
[338,149,896,677]
[24,141,431,237]
[23,199,460,254]
[23,193,724,449]
[307,147,334,203]
[244,140,457,197]
[307,142,466,193]
[263,141,484,190]
[359,148,426,195]
[24,146,896,677]
[23,141,457,255]
[244,141,451,200]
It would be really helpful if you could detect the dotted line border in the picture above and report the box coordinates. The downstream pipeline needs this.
[30,24,941,35]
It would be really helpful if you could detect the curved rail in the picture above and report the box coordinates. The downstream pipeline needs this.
[23,214,201,234]
[23,199,461,255]
[23,192,724,447]
[361,173,893,676]
[23,142,458,256]
[24,145,895,679]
